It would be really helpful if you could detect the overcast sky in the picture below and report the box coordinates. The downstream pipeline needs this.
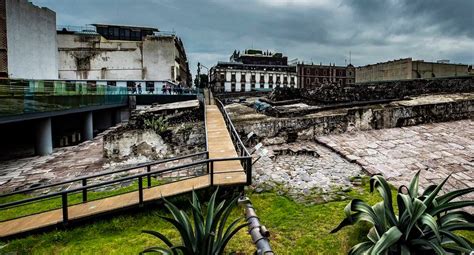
[34,0,474,76]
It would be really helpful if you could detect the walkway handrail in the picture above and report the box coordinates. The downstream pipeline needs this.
[215,99,250,157]
[0,155,251,224]
[0,151,208,199]
[215,99,252,185]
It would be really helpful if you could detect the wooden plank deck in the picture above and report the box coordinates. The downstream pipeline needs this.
[205,105,247,185]
[0,104,247,238]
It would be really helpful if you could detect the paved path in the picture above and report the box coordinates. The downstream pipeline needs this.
[317,120,473,200]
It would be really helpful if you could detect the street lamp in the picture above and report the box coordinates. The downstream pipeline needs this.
[198,62,210,89]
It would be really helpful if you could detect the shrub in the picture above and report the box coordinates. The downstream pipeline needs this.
[331,171,473,254]
[140,189,247,254]
[144,116,168,134]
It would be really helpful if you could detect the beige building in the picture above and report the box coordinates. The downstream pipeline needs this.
[356,58,469,83]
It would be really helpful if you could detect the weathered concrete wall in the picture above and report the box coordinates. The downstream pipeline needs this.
[142,36,175,81]
[6,0,58,79]
[58,34,143,80]
[58,33,190,84]
[356,58,469,83]
[229,94,474,145]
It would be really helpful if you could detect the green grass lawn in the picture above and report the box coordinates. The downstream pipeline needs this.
[1,179,472,254]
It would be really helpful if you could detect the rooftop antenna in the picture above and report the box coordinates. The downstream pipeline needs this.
[349,51,352,65]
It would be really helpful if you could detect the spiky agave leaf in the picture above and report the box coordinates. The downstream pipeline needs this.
[142,189,245,255]
[370,226,402,255]
[435,187,474,205]
[331,199,385,234]
[370,175,397,226]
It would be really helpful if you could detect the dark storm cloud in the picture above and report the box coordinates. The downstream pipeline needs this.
[34,0,474,74]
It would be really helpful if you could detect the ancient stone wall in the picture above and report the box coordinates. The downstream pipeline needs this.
[268,76,474,106]
[230,94,474,145]
[103,100,205,162]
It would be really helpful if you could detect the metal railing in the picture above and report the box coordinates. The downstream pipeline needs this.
[0,99,253,231]
[0,153,253,224]
[215,98,252,185]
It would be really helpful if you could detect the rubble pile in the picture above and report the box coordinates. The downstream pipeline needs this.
[103,100,205,162]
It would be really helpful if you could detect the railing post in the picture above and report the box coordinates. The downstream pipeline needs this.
[246,157,252,185]
[138,176,144,207]
[147,165,151,188]
[62,193,68,224]
[210,161,214,186]
[82,179,87,203]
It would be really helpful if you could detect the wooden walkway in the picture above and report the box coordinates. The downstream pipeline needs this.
[206,105,247,184]
[0,104,246,238]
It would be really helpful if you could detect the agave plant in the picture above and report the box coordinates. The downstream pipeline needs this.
[331,171,474,255]
[140,189,247,254]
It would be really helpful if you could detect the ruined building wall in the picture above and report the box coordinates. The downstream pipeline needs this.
[142,36,176,82]
[301,76,474,104]
[230,94,474,145]
[57,34,144,80]
[5,0,58,79]
[57,34,190,84]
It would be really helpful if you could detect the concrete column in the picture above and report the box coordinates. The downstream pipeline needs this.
[83,112,93,141]
[35,118,53,155]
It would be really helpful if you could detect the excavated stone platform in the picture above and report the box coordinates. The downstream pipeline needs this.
[316,119,473,201]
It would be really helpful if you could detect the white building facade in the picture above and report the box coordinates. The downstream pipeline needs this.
[57,24,191,86]
[1,0,58,79]
[211,50,297,92]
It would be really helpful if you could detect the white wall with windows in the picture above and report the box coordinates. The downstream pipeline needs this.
[215,69,297,92]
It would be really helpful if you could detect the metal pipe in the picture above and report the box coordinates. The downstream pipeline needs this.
[238,196,274,255]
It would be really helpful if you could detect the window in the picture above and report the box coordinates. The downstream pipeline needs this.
[220,74,225,81]
[251,74,256,82]
[107,81,116,86]
[65,81,76,92]
[145,82,154,93]
[306,78,310,84]
[231,74,236,82]
[260,75,265,84]
[323,70,327,76]
[241,74,246,82]
[131,30,141,40]
[306,69,310,75]
[120,28,130,40]
[108,27,115,38]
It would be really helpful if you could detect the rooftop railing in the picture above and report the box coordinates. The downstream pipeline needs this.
[0,79,198,118]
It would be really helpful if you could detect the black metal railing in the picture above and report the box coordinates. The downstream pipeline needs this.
[0,98,253,229]
[215,99,252,185]
[0,154,251,225]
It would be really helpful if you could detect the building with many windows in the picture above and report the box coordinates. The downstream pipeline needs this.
[297,62,355,88]
[210,49,297,92]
